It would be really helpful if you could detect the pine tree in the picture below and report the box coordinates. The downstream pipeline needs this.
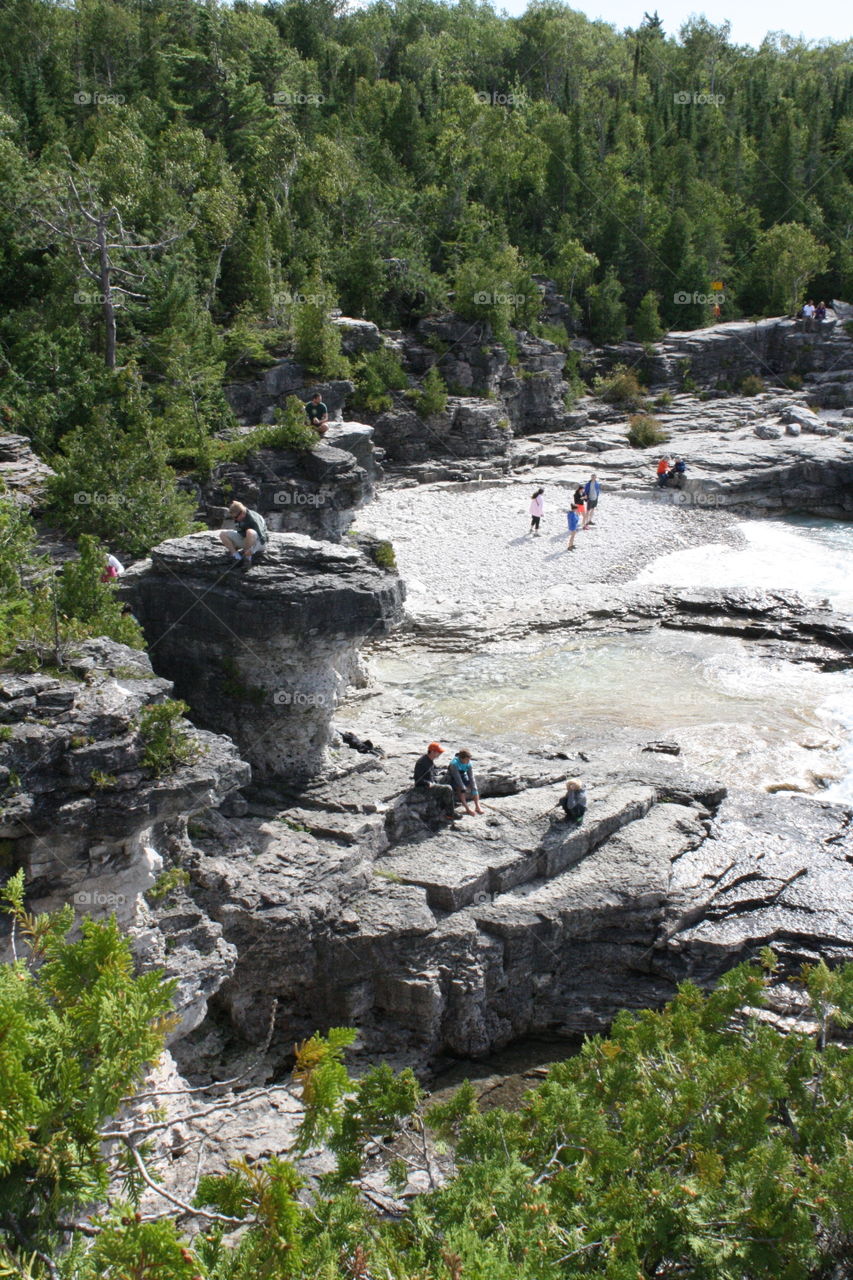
[586,266,627,343]
[47,367,198,559]
[633,289,665,341]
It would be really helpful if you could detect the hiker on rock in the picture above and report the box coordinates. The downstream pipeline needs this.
[306,392,329,436]
[219,501,268,570]
[447,749,484,816]
[529,487,545,536]
[560,778,587,824]
[656,457,671,487]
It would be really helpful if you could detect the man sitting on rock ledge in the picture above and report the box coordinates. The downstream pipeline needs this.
[412,742,456,821]
[306,392,329,437]
[219,501,268,570]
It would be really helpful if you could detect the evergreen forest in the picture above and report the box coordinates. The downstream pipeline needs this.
[0,0,851,478]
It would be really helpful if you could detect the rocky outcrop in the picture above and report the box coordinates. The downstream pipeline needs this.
[499,388,853,518]
[588,313,853,394]
[225,361,354,426]
[173,720,852,1067]
[397,581,853,663]
[372,398,512,464]
[332,316,383,357]
[0,434,55,509]
[402,316,569,437]
[0,637,248,1039]
[201,425,378,543]
[122,532,405,786]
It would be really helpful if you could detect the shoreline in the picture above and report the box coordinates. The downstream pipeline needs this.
[356,480,748,612]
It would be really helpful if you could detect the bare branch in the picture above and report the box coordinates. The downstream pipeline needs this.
[124,1141,248,1227]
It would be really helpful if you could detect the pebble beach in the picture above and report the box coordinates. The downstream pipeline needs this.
[356,480,744,609]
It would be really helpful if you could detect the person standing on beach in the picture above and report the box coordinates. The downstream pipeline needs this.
[529,488,545,536]
[566,504,581,550]
[582,473,600,528]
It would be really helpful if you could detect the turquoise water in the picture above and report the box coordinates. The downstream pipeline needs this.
[374,630,851,797]
[370,518,853,801]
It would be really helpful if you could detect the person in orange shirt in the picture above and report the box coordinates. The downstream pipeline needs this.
[656,457,671,488]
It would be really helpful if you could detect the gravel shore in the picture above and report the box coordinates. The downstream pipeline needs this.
[356,480,744,610]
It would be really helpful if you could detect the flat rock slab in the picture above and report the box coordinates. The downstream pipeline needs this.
[475,802,698,938]
[540,785,656,877]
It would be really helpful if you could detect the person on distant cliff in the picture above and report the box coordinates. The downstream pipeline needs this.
[560,778,587,824]
[306,392,329,436]
[529,488,545,535]
[582,473,600,527]
[656,457,671,487]
[219,501,268,569]
[100,553,124,582]
[800,300,815,332]
[446,749,484,816]
[816,301,828,324]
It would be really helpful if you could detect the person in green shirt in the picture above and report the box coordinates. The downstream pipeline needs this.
[306,393,329,436]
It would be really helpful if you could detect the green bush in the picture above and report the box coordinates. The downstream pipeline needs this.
[147,867,191,903]
[368,539,396,570]
[351,346,409,414]
[653,390,673,409]
[595,364,647,409]
[217,396,318,463]
[55,535,144,650]
[586,266,627,343]
[532,321,571,349]
[784,372,804,390]
[412,364,448,418]
[627,413,668,447]
[6,930,853,1280]
[741,374,766,396]
[0,871,174,1238]
[46,369,198,559]
[137,700,200,777]
[0,501,144,670]
[293,280,349,378]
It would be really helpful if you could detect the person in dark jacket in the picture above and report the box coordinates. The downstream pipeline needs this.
[412,742,455,820]
[559,778,587,823]
[447,749,483,816]
[414,742,444,786]
[219,501,268,569]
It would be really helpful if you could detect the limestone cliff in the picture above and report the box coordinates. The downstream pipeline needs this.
[122,531,405,785]
[0,637,249,1039]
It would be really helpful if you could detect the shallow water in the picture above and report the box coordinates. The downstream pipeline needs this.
[372,629,852,796]
[637,515,853,799]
